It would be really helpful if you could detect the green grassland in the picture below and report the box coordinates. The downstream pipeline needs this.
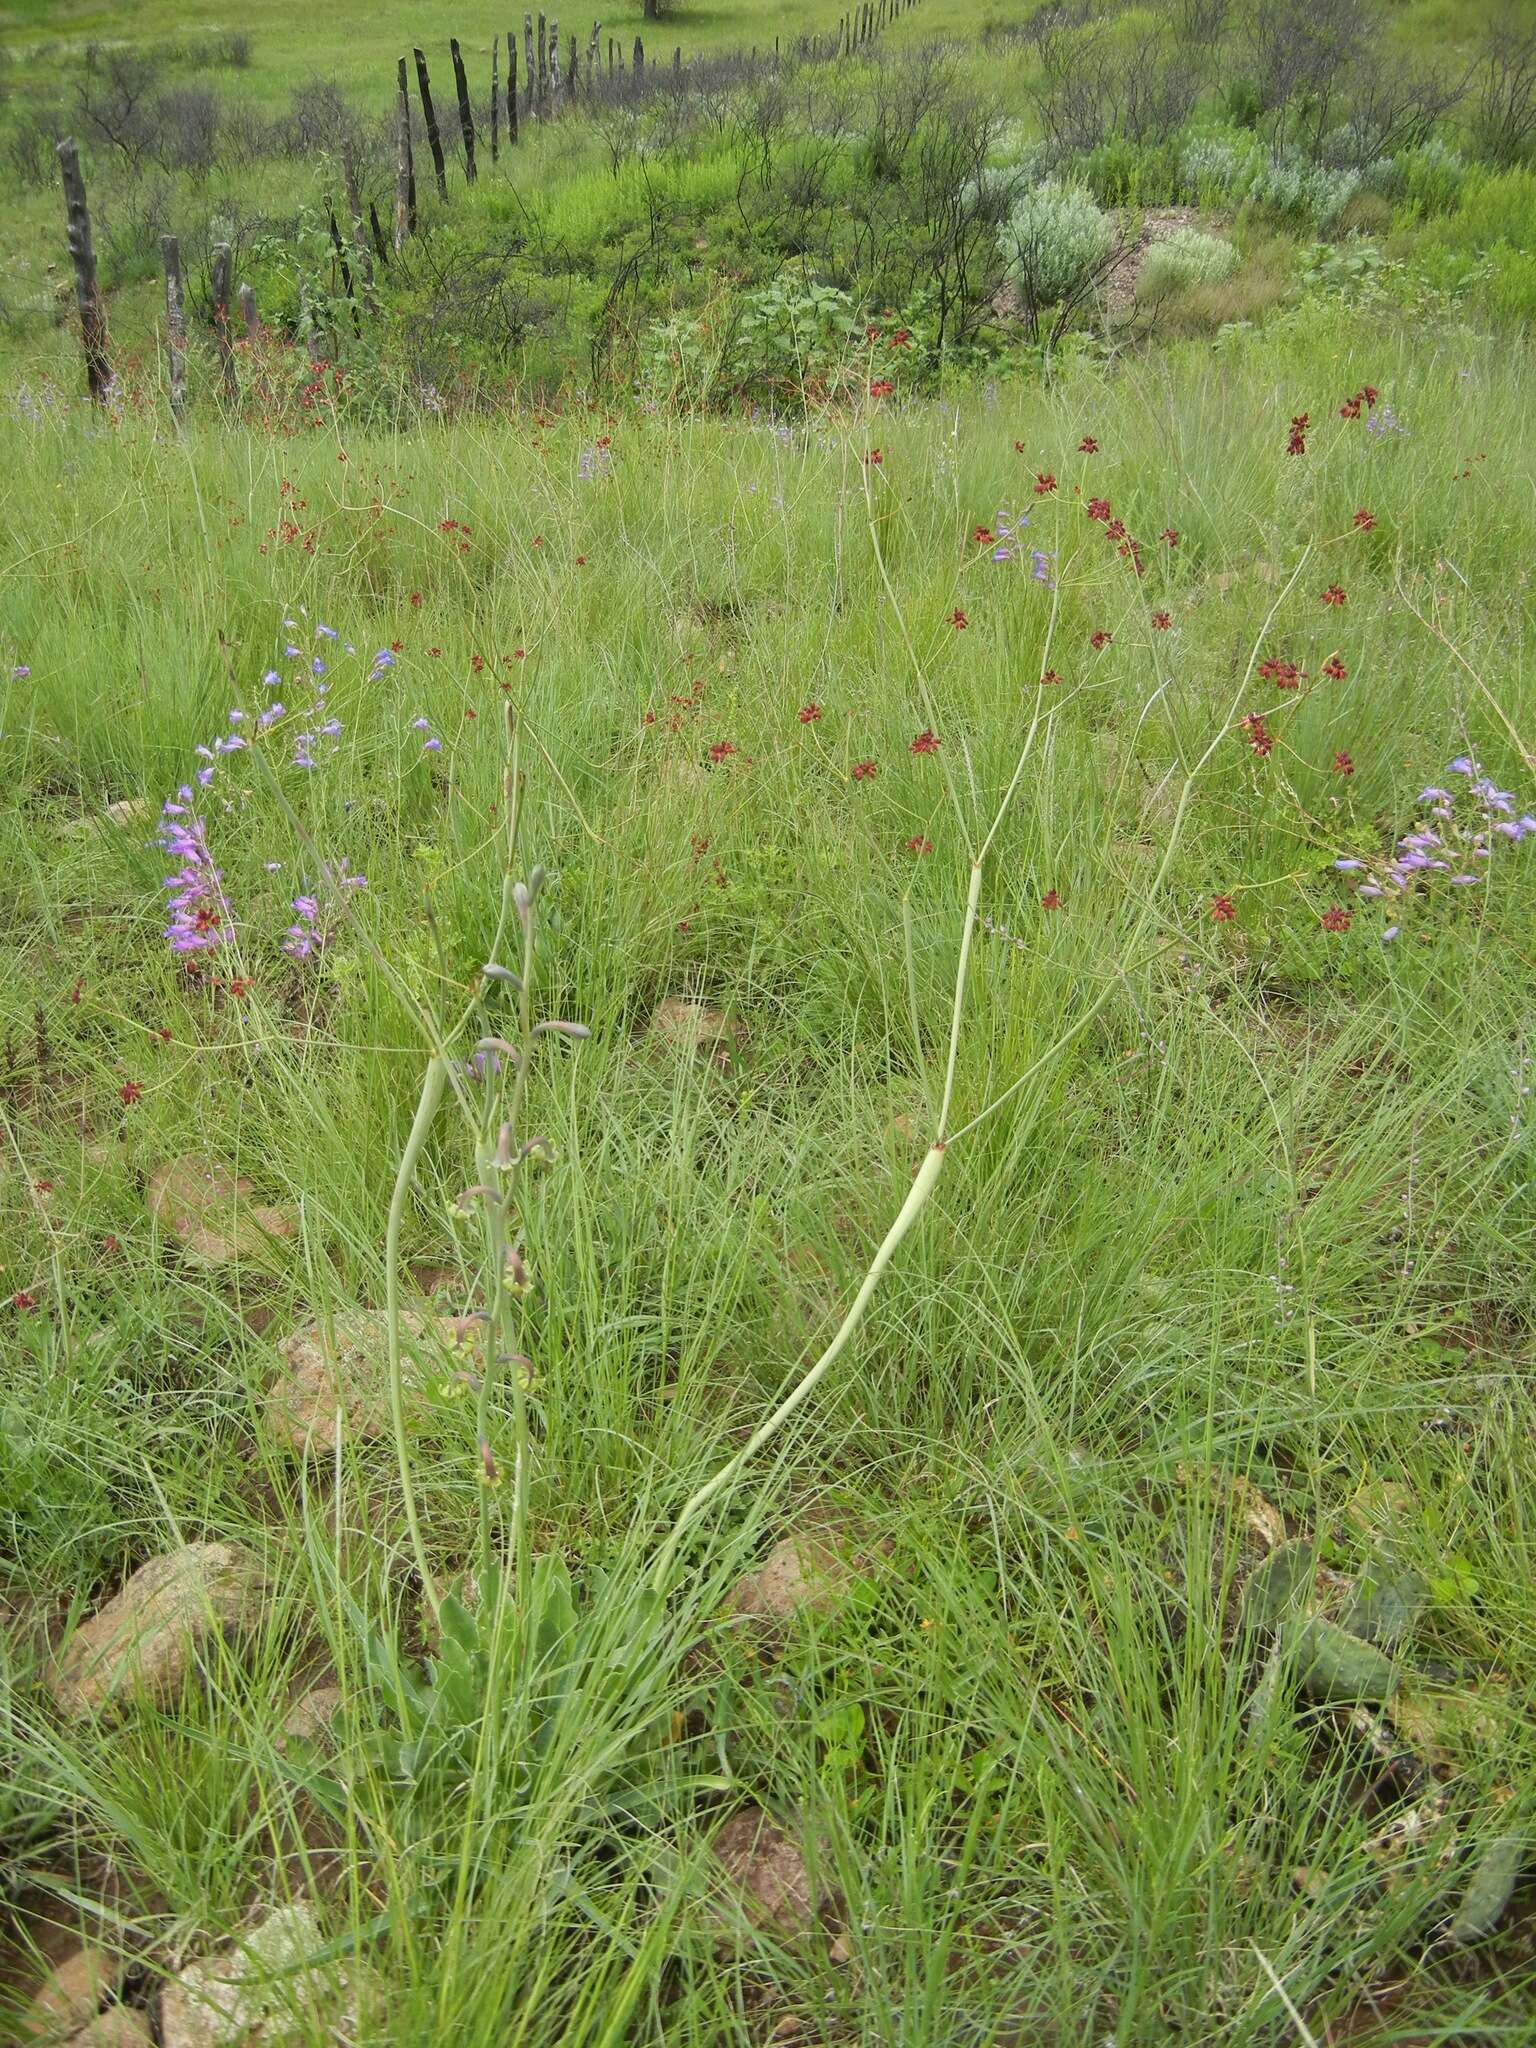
[4,0,1536,2040]
[2,308,1536,2041]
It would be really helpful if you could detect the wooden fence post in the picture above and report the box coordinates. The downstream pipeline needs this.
[341,141,376,311]
[56,139,111,404]
[549,17,560,96]
[162,234,186,423]
[238,281,260,342]
[395,57,415,249]
[211,241,237,403]
[450,38,477,180]
[524,15,535,113]
[567,32,577,97]
[508,34,520,141]
[633,35,644,71]
[491,37,500,161]
[414,48,448,199]
[672,44,681,71]
[537,15,547,107]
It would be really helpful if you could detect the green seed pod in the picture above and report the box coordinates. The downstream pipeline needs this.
[1450,1833,1523,1944]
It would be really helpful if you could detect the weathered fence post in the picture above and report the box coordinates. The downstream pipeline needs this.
[673,44,681,71]
[643,0,658,21]
[341,140,376,311]
[56,139,111,404]
[414,48,448,199]
[238,281,260,343]
[549,17,560,96]
[567,32,577,97]
[162,234,186,423]
[524,15,535,113]
[537,15,547,107]
[211,241,237,404]
[508,34,520,141]
[491,36,500,161]
[633,34,644,71]
[395,57,415,249]
[450,38,477,180]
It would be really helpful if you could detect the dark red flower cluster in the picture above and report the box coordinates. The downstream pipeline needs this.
[1034,472,1058,495]
[1160,528,1180,546]
[1151,611,1171,631]
[1332,750,1354,776]
[1090,630,1113,651]
[1241,713,1275,757]
[1286,413,1309,456]
[1338,385,1379,420]
[1259,656,1305,689]
[1210,894,1236,923]
[852,760,878,781]
[1354,507,1376,531]
[869,378,895,398]
[1320,904,1352,933]
[1040,888,1062,910]
[798,703,822,723]
[1320,584,1348,608]
[1079,435,1099,454]
[910,729,941,754]
[948,608,968,630]
[708,740,736,763]
[1040,669,1062,686]
[1321,654,1348,680]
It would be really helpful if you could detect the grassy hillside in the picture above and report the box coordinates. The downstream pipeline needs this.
[2,311,1535,2040]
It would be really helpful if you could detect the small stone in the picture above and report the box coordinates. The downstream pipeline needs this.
[266,1312,481,1453]
[728,1529,868,1623]
[52,1543,265,1720]
[147,1156,296,1268]
[647,996,746,1065]
[279,1682,343,1747]
[67,2012,153,2047]
[159,1903,372,2048]
[21,1945,123,2041]
[708,1806,824,1937]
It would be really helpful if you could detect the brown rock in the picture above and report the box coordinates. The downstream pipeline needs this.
[266,1312,420,1453]
[147,1157,296,1268]
[159,1903,372,2048]
[20,1945,123,2042]
[647,996,746,1065]
[265,1311,482,1454]
[52,1544,265,1720]
[279,1682,343,1747]
[709,1806,824,1937]
[67,2013,152,2048]
[728,1529,870,1623]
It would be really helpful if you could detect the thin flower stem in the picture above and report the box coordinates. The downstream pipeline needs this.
[649,1141,947,1592]
[386,1052,449,1622]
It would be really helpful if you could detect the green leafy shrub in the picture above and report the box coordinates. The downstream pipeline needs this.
[1138,228,1239,298]
[1396,139,1468,217]
[1178,131,1261,206]
[998,181,1115,311]
[1250,154,1360,233]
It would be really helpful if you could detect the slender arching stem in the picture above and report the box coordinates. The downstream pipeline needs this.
[386,1052,449,1621]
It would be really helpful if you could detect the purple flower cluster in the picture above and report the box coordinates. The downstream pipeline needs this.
[157,615,374,967]
[158,792,231,954]
[577,444,612,482]
[1335,753,1536,938]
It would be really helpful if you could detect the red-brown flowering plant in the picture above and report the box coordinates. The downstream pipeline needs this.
[910,729,941,754]
[1210,895,1236,922]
